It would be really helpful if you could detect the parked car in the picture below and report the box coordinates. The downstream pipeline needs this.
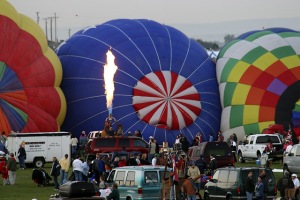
[107,165,170,200]
[188,142,235,171]
[204,166,277,200]
[86,136,149,154]
[283,144,300,174]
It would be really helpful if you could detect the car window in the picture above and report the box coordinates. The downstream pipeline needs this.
[118,139,130,147]
[133,139,148,147]
[95,138,116,147]
[218,170,229,182]
[125,171,136,186]
[204,143,231,156]
[249,136,254,144]
[115,171,126,185]
[296,146,300,156]
[228,170,238,183]
[145,171,158,183]
[108,170,116,183]
[268,136,280,143]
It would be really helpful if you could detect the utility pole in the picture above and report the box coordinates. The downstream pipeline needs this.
[48,17,53,42]
[68,29,71,38]
[36,12,40,25]
[53,13,59,43]
[43,18,48,41]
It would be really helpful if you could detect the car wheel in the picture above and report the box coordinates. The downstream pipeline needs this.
[203,193,210,200]
[257,152,261,159]
[226,195,233,200]
[34,158,45,168]
[238,152,245,163]
[126,197,132,200]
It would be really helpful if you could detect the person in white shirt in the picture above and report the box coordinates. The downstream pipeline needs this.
[286,173,300,199]
[152,154,159,166]
[72,155,83,181]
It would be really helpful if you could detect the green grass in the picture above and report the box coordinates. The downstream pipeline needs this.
[0,161,287,200]
[0,164,59,200]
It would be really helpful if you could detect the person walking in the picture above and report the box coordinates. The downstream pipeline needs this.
[245,171,255,200]
[59,154,70,185]
[17,143,26,169]
[7,153,17,185]
[50,157,60,190]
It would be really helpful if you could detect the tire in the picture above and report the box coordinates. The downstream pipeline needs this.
[34,158,45,168]
[226,195,233,200]
[257,152,261,159]
[238,152,245,163]
[204,193,210,200]
[126,197,132,200]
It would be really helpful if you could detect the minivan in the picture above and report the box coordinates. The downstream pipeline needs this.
[87,136,149,154]
[204,167,277,200]
[188,142,235,170]
[107,166,170,200]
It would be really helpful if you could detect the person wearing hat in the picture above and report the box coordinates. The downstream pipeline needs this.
[286,173,300,199]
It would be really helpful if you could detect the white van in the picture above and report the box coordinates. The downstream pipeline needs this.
[6,132,71,168]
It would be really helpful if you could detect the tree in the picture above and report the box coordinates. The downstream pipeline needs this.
[196,39,219,50]
[224,34,235,44]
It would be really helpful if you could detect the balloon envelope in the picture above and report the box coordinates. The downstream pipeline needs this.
[0,0,66,135]
[57,19,221,144]
[217,28,300,140]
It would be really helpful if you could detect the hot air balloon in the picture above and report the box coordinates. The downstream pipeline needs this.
[56,19,221,144]
[217,28,300,141]
[0,0,66,135]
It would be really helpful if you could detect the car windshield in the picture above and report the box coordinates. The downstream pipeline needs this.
[203,143,231,156]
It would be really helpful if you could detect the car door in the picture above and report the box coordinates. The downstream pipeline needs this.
[243,136,254,157]
[216,169,229,198]
[286,146,297,172]
[291,146,300,173]
[143,170,161,198]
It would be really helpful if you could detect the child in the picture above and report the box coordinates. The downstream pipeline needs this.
[2,165,9,186]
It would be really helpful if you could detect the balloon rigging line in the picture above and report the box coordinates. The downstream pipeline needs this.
[66,95,104,104]
[194,78,218,86]
[135,20,162,72]
[69,109,108,130]
[178,39,191,75]
[197,117,217,138]
[104,23,152,73]
[200,105,221,123]
[187,57,210,80]
[163,26,172,71]
[59,54,104,65]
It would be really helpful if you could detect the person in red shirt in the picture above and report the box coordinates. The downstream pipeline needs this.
[2,165,9,185]
[118,156,127,167]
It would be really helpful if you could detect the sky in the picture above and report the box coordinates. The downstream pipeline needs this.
[7,0,300,43]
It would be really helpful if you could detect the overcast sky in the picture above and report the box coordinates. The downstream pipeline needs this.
[7,0,300,42]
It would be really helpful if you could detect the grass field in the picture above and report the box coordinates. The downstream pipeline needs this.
[0,161,287,200]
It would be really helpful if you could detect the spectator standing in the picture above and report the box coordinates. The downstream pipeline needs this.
[148,136,156,163]
[112,157,120,168]
[72,155,83,181]
[134,130,142,138]
[1,131,6,145]
[98,156,106,177]
[195,155,206,174]
[181,174,202,200]
[118,156,127,167]
[82,160,90,182]
[79,131,87,156]
[254,176,264,200]
[245,171,254,200]
[50,157,60,190]
[210,154,218,176]
[140,153,150,165]
[115,124,124,136]
[187,161,201,194]
[59,154,70,185]
[259,170,268,200]
[217,131,224,142]
[277,171,294,198]
[17,143,26,169]
[2,164,9,186]
[230,139,237,152]
[152,153,159,166]
[106,183,120,200]
[7,153,17,185]
[286,173,300,199]
[70,135,78,157]
[127,154,138,166]
[92,154,100,183]
[136,155,141,165]
[209,133,214,142]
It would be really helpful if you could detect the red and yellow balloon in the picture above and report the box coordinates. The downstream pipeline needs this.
[0,0,66,135]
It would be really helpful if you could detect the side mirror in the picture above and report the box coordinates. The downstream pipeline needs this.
[210,179,218,183]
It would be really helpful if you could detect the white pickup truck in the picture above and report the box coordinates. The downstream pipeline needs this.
[237,134,283,163]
